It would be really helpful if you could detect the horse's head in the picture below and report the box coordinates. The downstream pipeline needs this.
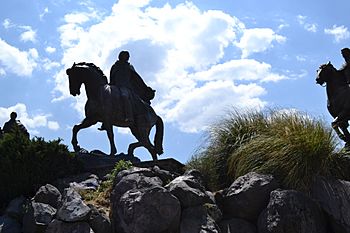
[66,63,82,96]
[316,62,336,86]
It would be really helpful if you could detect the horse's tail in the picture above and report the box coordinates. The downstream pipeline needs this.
[154,115,164,155]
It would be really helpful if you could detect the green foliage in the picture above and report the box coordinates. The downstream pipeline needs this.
[0,132,82,207]
[188,108,344,192]
[80,160,133,208]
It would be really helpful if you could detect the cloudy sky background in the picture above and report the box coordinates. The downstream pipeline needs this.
[1,0,349,162]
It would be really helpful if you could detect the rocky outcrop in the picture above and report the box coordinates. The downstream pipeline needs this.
[258,189,327,233]
[311,176,350,233]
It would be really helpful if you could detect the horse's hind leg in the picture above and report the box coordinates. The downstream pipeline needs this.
[130,126,157,161]
[128,142,142,156]
[105,123,117,156]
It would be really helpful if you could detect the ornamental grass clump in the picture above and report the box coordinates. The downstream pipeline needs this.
[188,108,342,192]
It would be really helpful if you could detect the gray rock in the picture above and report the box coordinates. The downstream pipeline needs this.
[5,196,26,221]
[88,204,111,233]
[151,166,178,184]
[222,172,279,221]
[56,188,90,222]
[70,174,100,191]
[0,216,21,233]
[112,186,181,233]
[258,189,327,233]
[311,176,350,233]
[46,219,92,233]
[22,201,56,233]
[34,184,61,208]
[219,218,256,233]
[166,174,213,208]
[180,205,220,233]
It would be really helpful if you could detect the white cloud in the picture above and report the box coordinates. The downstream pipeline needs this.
[20,26,37,42]
[0,38,38,76]
[48,121,60,130]
[40,7,49,20]
[2,18,14,29]
[55,1,288,133]
[324,25,350,43]
[297,15,317,33]
[45,46,56,53]
[0,68,5,76]
[0,103,59,134]
[235,28,286,58]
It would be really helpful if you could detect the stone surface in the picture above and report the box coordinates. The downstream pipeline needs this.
[33,184,61,208]
[180,205,220,233]
[219,218,256,233]
[166,174,213,208]
[22,201,56,233]
[46,219,92,233]
[221,172,279,221]
[88,204,111,233]
[5,196,26,221]
[311,176,350,233]
[0,216,21,233]
[258,189,327,233]
[114,186,181,233]
[56,188,91,222]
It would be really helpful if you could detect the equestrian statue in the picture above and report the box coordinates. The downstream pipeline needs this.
[66,51,163,160]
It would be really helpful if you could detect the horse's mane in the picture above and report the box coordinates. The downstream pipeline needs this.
[74,62,106,77]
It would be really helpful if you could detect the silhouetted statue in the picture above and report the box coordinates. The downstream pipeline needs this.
[66,62,163,160]
[316,62,350,146]
[340,48,350,84]
[2,112,29,138]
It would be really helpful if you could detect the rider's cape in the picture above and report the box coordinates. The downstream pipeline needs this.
[130,66,155,104]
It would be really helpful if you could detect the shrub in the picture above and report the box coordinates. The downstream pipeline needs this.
[0,131,82,207]
[188,108,344,192]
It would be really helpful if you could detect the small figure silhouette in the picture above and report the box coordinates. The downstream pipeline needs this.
[340,47,350,84]
[2,112,29,138]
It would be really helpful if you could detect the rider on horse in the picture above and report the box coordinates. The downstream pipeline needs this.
[340,47,350,84]
[99,51,155,130]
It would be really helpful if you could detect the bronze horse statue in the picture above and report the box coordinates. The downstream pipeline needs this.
[66,62,164,160]
[316,62,350,146]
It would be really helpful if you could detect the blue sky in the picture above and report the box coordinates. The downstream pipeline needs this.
[0,0,349,163]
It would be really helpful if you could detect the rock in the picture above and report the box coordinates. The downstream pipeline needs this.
[5,196,26,221]
[46,219,92,233]
[219,218,256,233]
[70,174,100,191]
[151,166,178,184]
[180,205,220,233]
[54,172,99,193]
[112,186,181,233]
[258,189,327,233]
[222,172,279,221]
[22,201,56,233]
[311,176,350,233]
[0,215,21,233]
[33,184,61,208]
[204,203,223,223]
[165,174,213,208]
[56,188,91,222]
[110,167,163,206]
[88,204,111,233]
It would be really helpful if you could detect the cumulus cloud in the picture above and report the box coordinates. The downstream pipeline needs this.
[55,1,287,133]
[235,28,286,58]
[0,103,60,135]
[0,38,38,76]
[20,26,37,42]
[324,25,350,43]
[2,19,14,29]
[40,7,49,20]
[297,15,317,33]
[45,46,56,53]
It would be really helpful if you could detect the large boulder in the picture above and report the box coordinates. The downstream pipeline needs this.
[46,219,92,233]
[0,215,21,233]
[33,184,61,209]
[5,196,26,222]
[88,204,112,233]
[221,172,279,221]
[311,176,350,233]
[22,201,56,233]
[113,186,181,233]
[56,188,90,222]
[258,189,327,233]
[180,205,220,233]
[219,218,256,233]
[165,171,213,208]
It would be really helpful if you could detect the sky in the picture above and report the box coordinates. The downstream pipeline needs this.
[0,0,349,163]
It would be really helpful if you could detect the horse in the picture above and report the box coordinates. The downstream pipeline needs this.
[316,61,350,145]
[66,62,164,160]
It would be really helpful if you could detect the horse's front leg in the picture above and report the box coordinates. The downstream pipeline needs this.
[105,123,117,156]
[71,118,97,152]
